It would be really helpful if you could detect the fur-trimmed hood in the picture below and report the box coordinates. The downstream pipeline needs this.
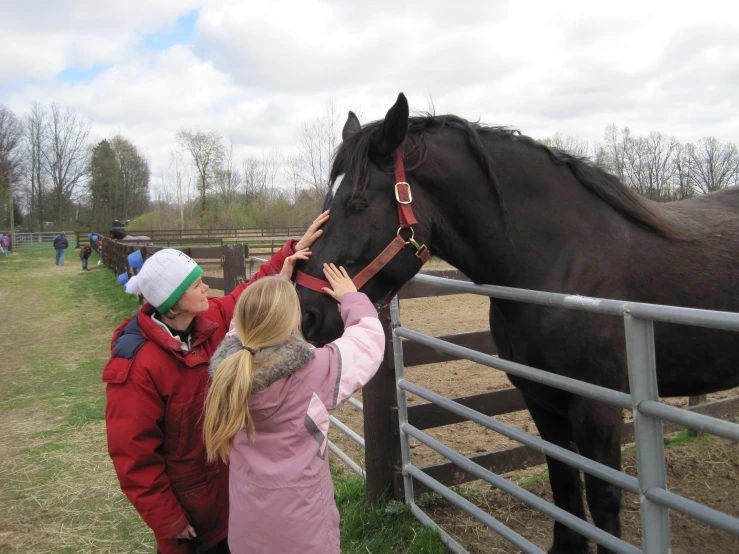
[209,333,315,396]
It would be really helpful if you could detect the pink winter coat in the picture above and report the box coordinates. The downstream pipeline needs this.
[208,292,385,554]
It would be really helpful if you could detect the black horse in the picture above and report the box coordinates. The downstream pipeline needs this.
[296,93,739,554]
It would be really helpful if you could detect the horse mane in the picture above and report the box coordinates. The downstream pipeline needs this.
[330,113,682,240]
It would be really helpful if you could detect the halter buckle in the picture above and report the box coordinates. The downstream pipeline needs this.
[395,182,412,204]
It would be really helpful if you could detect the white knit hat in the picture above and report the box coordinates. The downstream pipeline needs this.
[125,249,203,314]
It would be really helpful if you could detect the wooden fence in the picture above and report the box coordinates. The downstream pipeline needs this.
[79,231,288,259]
[90,235,250,296]
[111,226,304,241]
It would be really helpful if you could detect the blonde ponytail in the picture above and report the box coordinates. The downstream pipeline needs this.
[204,348,256,463]
[203,276,301,464]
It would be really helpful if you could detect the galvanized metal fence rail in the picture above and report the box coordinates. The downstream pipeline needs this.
[391,274,739,554]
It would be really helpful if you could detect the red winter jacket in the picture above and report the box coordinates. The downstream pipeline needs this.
[103,240,297,554]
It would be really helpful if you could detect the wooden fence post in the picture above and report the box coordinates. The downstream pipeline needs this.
[362,304,400,505]
[223,244,247,295]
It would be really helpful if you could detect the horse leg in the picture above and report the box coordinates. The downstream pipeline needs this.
[524,396,589,554]
[570,398,623,554]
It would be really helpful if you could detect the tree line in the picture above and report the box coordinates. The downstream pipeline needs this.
[0,103,150,232]
[542,125,738,201]
[1,99,737,234]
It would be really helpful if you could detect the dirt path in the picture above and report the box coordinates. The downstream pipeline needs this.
[0,249,153,553]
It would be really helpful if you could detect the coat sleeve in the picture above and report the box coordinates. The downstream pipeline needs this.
[313,292,385,412]
[204,239,298,328]
[104,358,189,539]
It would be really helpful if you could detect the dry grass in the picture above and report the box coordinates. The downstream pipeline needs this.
[0,248,154,553]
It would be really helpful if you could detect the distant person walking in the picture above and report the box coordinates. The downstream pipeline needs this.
[53,232,69,266]
[1,233,9,258]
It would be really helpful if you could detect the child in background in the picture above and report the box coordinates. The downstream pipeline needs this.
[204,265,385,554]
[79,245,92,270]
[1,233,9,257]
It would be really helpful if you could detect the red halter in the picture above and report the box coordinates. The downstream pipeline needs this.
[295,147,431,296]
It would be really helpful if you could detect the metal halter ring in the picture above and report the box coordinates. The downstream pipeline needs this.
[397,226,427,258]
[397,226,415,244]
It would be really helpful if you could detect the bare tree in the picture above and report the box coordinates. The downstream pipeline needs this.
[600,126,682,201]
[541,132,592,158]
[685,137,739,194]
[673,144,694,200]
[639,132,681,201]
[290,99,342,198]
[176,127,223,215]
[24,103,47,231]
[602,124,632,182]
[43,103,91,225]
[262,150,283,202]
[242,155,265,206]
[214,139,241,206]
[111,135,151,219]
[0,105,23,229]
[168,148,187,230]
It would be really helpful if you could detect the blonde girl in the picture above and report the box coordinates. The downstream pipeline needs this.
[204,264,384,554]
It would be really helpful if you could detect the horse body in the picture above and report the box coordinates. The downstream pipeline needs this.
[296,94,739,554]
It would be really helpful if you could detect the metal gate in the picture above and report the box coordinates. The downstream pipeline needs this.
[391,274,739,554]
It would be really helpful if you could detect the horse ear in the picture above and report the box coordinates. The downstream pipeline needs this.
[375,93,409,157]
[342,111,361,140]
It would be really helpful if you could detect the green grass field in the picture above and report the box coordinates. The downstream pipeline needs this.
[0,247,447,553]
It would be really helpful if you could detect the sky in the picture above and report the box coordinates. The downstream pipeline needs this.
[2,0,738,192]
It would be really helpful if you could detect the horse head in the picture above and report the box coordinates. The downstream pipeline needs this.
[296,93,433,346]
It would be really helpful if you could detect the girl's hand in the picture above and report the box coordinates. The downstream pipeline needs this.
[281,249,311,279]
[295,210,330,251]
[322,263,357,301]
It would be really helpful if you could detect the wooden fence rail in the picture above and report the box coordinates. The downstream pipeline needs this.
[89,235,249,296]
[112,226,305,240]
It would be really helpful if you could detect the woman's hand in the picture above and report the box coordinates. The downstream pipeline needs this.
[281,249,311,279]
[295,210,330,251]
[175,524,197,540]
[321,263,357,301]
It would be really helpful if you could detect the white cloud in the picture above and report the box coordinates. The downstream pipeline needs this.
[0,0,206,82]
[2,0,739,192]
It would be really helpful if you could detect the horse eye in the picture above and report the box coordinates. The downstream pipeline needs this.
[346,201,368,215]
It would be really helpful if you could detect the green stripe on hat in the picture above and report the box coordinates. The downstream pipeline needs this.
[157,265,204,314]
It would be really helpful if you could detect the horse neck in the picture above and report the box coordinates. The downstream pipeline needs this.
[416,142,636,289]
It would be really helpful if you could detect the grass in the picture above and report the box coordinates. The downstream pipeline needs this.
[0,246,448,553]
[621,429,713,458]
[334,469,448,553]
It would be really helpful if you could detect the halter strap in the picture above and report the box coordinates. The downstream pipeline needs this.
[294,147,430,297]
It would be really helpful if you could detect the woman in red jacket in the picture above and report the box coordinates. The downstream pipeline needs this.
[102,212,328,554]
